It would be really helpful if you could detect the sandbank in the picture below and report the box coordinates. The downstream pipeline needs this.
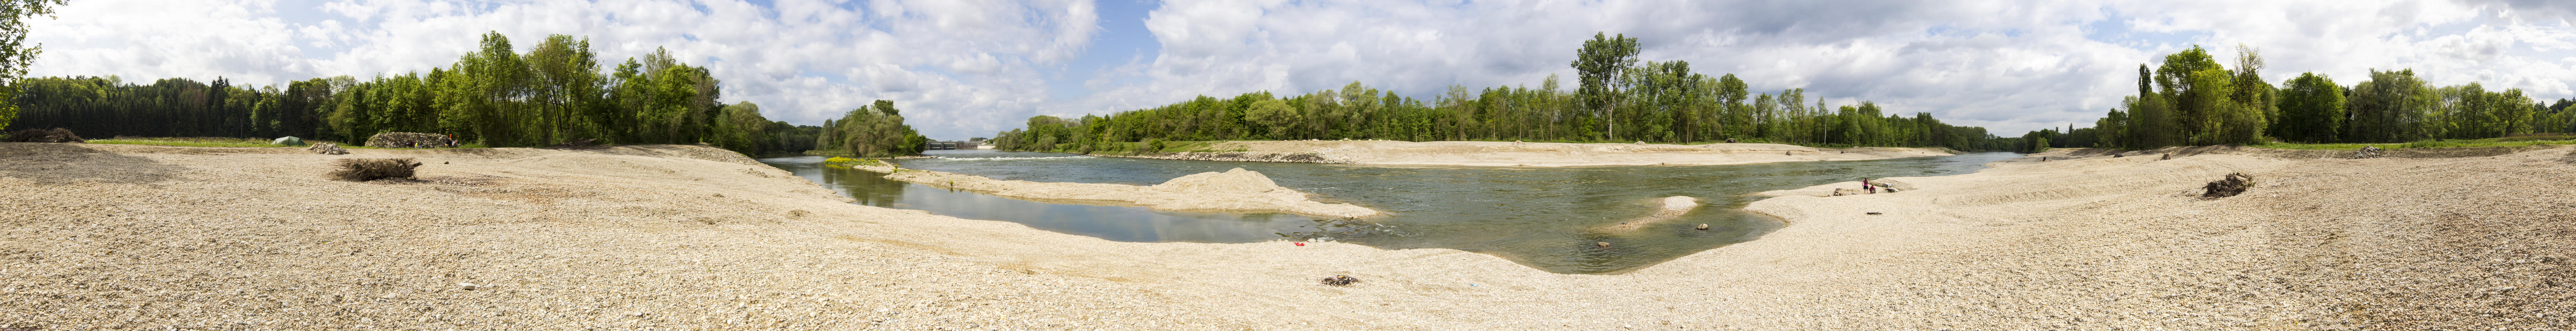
[839,161,1380,218]
[1115,140,1955,166]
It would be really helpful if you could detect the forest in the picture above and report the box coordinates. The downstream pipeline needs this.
[991,33,2024,153]
[2,32,923,157]
[2026,45,2576,151]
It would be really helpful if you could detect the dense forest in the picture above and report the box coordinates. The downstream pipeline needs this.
[991,33,2022,153]
[2026,45,2576,151]
[2,32,922,157]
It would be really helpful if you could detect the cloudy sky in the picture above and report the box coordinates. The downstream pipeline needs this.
[29,0,2576,139]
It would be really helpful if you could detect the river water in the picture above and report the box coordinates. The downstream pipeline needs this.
[759,150,2022,274]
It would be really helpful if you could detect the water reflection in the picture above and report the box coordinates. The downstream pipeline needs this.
[763,150,2024,274]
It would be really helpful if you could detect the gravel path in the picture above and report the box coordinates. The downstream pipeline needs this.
[2,142,2564,330]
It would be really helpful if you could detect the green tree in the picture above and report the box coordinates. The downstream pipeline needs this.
[0,0,63,130]
[2275,72,2344,143]
[1572,32,1638,141]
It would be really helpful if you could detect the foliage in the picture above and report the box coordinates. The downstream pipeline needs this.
[6,32,886,158]
[991,33,2020,153]
[0,0,63,130]
[2045,44,2573,150]
[816,100,927,157]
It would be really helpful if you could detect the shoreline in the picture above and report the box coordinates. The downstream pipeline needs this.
[1084,140,1958,166]
[6,142,2569,329]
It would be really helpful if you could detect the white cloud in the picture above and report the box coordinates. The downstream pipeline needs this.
[23,0,2576,138]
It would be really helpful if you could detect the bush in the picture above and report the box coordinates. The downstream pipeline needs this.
[2,128,84,143]
[330,158,423,181]
[364,132,454,149]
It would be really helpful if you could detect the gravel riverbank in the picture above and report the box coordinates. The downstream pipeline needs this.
[2,142,2564,330]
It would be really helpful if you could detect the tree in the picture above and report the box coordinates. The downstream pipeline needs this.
[0,0,63,130]
[2275,72,2344,143]
[1572,32,1638,141]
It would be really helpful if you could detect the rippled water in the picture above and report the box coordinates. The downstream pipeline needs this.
[760,150,2022,274]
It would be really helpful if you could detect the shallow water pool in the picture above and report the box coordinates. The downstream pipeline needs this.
[760,150,2022,274]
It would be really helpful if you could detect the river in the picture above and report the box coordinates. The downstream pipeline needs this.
[759,150,2023,274]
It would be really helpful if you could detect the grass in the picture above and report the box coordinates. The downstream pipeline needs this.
[2255,134,2576,150]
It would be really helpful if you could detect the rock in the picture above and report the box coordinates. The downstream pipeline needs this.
[1595,242,1610,248]
[1832,188,1867,196]
[1695,223,1710,230]
[459,283,478,290]
[2353,146,2384,159]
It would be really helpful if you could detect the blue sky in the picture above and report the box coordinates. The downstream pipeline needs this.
[29,0,2576,140]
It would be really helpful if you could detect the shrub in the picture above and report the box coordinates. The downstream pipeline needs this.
[364,132,454,149]
[2,128,84,143]
[330,158,423,181]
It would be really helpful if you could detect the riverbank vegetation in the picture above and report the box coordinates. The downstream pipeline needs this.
[992,33,2025,154]
[2,32,917,158]
[2024,45,2576,152]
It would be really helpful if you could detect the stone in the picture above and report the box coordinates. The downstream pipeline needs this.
[459,283,478,290]
[2353,146,2385,159]
[1695,223,1711,230]
[1832,188,1867,196]
[1595,242,1610,248]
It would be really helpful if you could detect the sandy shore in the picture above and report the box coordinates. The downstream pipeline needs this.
[841,162,1380,218]
[1115,140,1955,166]
[4,142,2569,330]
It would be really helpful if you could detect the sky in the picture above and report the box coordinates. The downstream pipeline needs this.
[28,0,2576,140]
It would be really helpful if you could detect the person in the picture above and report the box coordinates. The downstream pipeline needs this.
[1862,179,1876,194]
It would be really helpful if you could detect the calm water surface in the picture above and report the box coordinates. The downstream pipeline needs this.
[759,150,2022,274]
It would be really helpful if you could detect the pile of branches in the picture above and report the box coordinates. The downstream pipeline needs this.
[365,132,453,149]
[330,158,423,181]
[2201,172,2255,199]
[2,128,84,143]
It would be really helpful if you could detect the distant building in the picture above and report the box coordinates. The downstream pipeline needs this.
[927,141,983,150]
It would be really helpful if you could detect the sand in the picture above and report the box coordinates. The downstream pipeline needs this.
[1116,140,1956,166]
[4,142,2569,330]
[842,162,1380,218]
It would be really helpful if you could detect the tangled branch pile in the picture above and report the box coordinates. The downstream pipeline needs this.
[365,132,453,149]
[3,128,84,143]
[329,158,423,181]
[2201,172,2255,199]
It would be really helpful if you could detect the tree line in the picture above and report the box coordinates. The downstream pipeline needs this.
[2032,45,2576,151]
[992,33,2022,153]
[5,31,923,157]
